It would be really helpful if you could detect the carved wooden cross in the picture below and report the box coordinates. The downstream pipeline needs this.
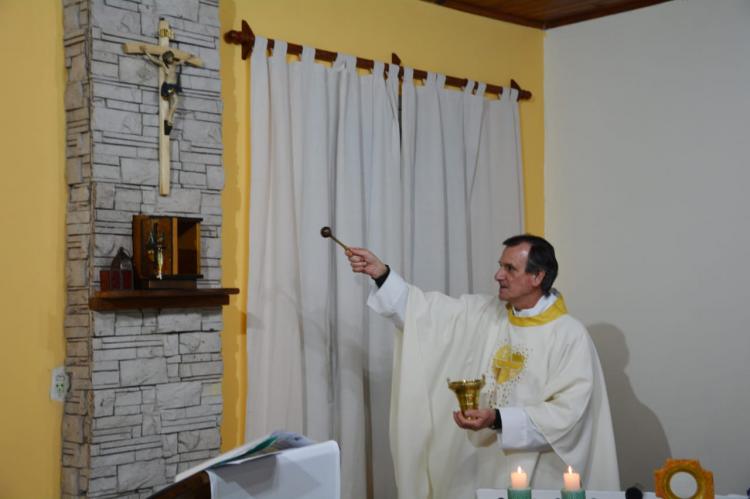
[122,19,203,196]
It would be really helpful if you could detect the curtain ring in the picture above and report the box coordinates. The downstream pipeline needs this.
[403,67,414,85]
[301,46,315,64]
[271,39,287,59]
[255,36,268,57]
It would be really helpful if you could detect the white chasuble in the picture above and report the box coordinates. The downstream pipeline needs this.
[389,286,619,499]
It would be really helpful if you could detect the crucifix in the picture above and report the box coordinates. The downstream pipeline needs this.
[123,19,204,196]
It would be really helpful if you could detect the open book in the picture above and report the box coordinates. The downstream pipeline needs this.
[175,431,315,482]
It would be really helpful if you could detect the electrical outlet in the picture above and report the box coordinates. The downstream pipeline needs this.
[50,366,69,402]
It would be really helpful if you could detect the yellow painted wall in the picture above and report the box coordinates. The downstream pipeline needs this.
[0,1,67,497]
[0,1,544,495]
[219,0,545,450]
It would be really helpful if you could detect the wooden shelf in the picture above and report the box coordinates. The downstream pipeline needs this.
[89,288,240,311]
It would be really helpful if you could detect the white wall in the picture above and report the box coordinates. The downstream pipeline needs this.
[545,0,750,493]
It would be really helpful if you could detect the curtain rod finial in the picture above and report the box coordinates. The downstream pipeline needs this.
[510,79,532,101]
[224,20,255,60]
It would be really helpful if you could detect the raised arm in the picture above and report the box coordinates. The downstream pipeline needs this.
[346,247,407,329]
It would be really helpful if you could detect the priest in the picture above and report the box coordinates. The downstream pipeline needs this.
[347,235,620,499]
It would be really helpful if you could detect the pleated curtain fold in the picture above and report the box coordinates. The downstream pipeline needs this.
[246,38,524,498]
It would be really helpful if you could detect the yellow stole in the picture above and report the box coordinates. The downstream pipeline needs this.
[506,294,568,327]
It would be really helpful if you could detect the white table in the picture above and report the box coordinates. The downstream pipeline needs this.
[207,440,340,499]
[477,490,649,499]
[477,490,745,499]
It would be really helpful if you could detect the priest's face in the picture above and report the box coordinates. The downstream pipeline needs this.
[495,242,544,309]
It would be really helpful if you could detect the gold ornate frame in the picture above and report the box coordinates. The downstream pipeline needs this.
[654,459,714,499]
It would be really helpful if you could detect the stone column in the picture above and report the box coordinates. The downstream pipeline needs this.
[62,1,225,496]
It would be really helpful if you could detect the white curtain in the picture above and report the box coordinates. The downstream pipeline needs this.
[246,37,524,498]
[400,70,524,295]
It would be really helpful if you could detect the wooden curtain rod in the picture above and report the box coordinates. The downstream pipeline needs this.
[224,20,532,101]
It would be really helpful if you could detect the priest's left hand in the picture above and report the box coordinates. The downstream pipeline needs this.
[453,408,496,431]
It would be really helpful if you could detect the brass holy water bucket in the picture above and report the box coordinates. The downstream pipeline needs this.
[447,375,485,416]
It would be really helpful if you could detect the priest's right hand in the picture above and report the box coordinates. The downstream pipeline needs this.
[453,409,496,431]
[346,247,388,280]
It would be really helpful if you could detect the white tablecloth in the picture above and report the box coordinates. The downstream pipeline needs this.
[477,490,648,499]
[207,440,340,499]
[476,490,744,499]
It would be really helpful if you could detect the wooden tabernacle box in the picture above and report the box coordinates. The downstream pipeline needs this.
[132,215,202,289]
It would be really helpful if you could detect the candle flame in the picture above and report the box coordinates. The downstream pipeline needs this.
[568,465,573,473]
[517,466,523,473]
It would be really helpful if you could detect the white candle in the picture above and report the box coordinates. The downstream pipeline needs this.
[511,466,529,489]
[563,466,580,491]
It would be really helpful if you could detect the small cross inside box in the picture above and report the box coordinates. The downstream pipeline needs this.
[132,215,202,289]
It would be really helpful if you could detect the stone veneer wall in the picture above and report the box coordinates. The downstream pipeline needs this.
[62,1,225,496]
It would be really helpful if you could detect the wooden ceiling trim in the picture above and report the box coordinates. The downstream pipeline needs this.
[495,0,604,19]
[436,0,546,29]
[544,0,673,28]
[430,0,674,30]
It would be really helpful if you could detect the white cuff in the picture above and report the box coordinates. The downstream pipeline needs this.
[498,407,552,452]
[367,270,408,330]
